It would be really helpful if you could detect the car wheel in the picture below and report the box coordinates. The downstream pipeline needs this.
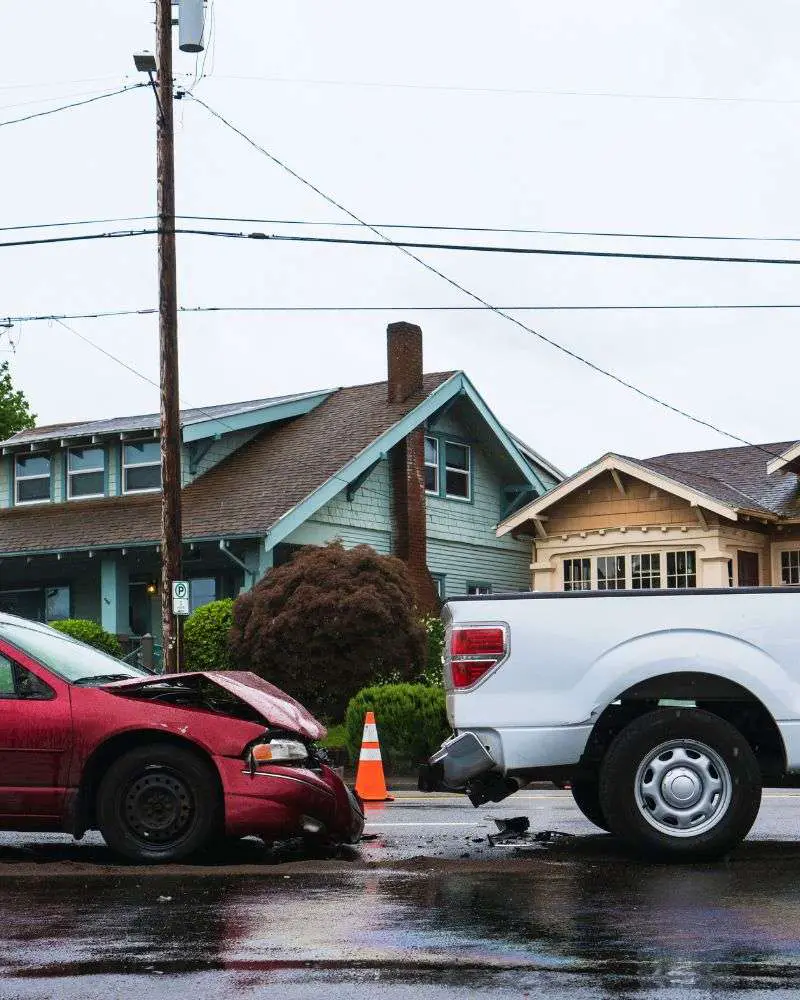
[570,775,610,832]
[97,744,221,863]
[598,708,761,861]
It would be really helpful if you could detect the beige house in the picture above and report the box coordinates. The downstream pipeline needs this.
[497,441,800,592]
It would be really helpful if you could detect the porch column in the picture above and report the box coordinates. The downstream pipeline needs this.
[699,555,731,588]
[101,558,130,636]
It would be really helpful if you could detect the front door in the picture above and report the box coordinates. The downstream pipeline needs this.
[737,551,760,588]
[0,650,73,829]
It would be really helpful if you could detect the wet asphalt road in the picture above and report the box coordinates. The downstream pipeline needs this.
[4,790,800,998]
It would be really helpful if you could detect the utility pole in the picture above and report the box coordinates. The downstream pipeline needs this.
[155,0,182,674]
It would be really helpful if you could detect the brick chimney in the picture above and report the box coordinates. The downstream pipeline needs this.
[387,321,424,404]
[386,322,440,614]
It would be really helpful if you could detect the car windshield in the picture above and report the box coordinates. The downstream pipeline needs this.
[0,618,148,685]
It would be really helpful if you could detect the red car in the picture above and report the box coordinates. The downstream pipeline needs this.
[0,613,364,862]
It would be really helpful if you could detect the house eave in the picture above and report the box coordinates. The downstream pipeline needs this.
[496,453,740,537]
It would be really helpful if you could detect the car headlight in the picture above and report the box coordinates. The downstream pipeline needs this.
[248,739,309,767]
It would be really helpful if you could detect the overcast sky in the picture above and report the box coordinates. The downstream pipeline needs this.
[1,1,799,473]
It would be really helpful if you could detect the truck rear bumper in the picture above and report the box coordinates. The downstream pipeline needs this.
[424,732,497,790]
[421,723,594,791]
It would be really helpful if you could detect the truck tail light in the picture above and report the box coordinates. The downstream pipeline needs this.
[449,626,507,689]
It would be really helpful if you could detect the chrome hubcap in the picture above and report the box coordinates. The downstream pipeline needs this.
[635,740,732,838]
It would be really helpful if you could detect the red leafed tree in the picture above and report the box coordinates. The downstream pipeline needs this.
[229,543,427,719]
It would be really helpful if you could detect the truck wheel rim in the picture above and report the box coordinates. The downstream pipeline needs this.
[634,740,732,839]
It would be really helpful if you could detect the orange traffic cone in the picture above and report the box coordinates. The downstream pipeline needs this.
[354,711,393,802]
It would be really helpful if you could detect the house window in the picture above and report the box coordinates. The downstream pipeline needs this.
[444,441,471,500]
[430,573,446,599]
[189,577,217,612]
[15,454,51,504]
[597,555,626,590]
[467,582,492,596]
[781,551,800,586]
[632,553,661,589]
[666,551,697,588]
[45,586,70,621]
[564,558,591,591]
[68,447,105,499]
[424,436,439,494]
[123,440,161,493]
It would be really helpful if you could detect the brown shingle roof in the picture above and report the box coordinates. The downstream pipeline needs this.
[637,440,800,518]
[0,372,456,555]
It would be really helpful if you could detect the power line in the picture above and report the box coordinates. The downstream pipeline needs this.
[207,74,800,107]
[9,303,800,325]
[7,212,800,246]
[8,224,800,266]
[185,93,785,460]
[0,83,146,129]
[259,231,800,266]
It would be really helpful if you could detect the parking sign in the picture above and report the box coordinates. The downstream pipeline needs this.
[172,580,190,616]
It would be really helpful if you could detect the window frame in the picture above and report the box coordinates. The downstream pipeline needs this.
[597,555,626,591]
[443,439,472,502]
[781,549,800,586]
[430,572,446,599]
[631,552,662,590]
[563,558,591,592]
[423,433,472,502]
[666,550,697,589]
[67,446,106,501]
[14,452,52,506]
[466,581,492,596]
[423,435,439,495]
[122,439,162,495]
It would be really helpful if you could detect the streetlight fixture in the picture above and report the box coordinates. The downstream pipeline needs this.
[133,51,157,74]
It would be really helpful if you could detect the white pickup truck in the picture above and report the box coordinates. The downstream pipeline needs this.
[420,588,800,859]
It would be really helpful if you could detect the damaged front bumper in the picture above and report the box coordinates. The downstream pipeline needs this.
[218,757,365,845]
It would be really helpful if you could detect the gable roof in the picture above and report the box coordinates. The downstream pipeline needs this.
[640,441,800,518]
[497,440,800,537]
[0,370,554,557]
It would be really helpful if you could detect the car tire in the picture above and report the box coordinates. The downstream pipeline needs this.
[598,708,762,861]
[97,743,222,863]
[570,775,610,832]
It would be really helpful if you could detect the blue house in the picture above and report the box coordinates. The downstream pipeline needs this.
[0,323,560,644]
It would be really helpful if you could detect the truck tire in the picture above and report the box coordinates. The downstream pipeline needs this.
[570,776,610,832]
[598,708,761,860]
[97,744,222,863]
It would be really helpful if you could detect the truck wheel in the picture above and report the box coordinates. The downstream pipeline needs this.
[97,744,221,863]
[598,708,761,860]
[570,776,610,832]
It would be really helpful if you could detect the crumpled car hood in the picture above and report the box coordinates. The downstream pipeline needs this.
[104,671,326,741]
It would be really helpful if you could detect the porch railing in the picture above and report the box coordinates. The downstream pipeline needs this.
[118,634,163,673]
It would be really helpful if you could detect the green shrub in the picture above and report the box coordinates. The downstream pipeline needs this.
[50,619,123,658]
[230,543,426,719]
[421,615,445,686]
[344,684,449,771]
[183,599,234,672]
[320,723,349,752]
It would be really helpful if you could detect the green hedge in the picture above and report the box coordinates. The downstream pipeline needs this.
[344,683,449,771]
[50,619,123,658]
[183,599,234,672]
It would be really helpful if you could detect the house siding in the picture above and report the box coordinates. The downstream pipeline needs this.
[427,537,531,597]
[284,459,394,555]
[181,429,260,487]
